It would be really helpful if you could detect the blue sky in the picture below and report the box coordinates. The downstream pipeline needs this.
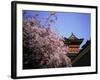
[23,10,91,47]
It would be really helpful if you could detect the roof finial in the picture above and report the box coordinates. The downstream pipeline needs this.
[72,32,74,35]
[68,32,78,39]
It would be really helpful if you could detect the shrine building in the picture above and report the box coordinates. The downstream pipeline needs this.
[64,33,84,61]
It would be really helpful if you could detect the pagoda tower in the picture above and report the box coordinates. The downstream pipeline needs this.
[64,33,84,60]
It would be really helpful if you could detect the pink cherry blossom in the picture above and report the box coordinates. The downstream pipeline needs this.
[23,15,72,69]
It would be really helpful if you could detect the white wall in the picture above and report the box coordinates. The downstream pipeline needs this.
[0,0,99,80]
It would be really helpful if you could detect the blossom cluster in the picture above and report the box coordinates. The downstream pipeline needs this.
[23,17,72,69]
